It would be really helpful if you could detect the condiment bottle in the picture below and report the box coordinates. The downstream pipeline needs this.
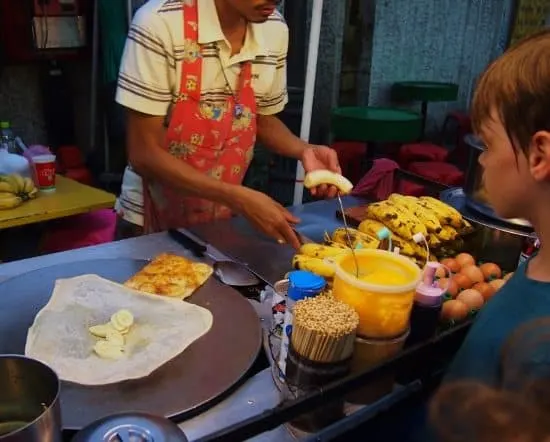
[277,270,326,379]
[407,262,446,346]
[518,233,540,267]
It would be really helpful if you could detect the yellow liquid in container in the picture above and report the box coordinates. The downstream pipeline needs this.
[331,249,421,338]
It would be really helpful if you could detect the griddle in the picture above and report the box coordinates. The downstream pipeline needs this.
[0,259,262,431]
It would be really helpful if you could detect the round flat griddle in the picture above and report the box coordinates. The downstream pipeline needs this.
[0,259,261,431]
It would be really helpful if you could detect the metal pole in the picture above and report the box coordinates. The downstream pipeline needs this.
[89,0,99,156]
[292,0,324,206]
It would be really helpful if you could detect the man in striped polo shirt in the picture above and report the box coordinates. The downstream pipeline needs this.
[115,0,340,249]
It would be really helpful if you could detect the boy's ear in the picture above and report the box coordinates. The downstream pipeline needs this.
[529,131,550,181]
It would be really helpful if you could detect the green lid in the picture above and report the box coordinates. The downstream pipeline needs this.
[392,82,459,102]
[0,122,10,129]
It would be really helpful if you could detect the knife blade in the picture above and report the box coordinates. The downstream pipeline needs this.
[168,229,208,258]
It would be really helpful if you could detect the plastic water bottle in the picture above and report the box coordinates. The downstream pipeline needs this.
[0,121,15,153]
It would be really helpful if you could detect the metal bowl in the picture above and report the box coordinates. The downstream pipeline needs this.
[441,188,532,272]
[0,355,62,442]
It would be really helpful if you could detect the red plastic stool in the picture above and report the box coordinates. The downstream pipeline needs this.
[57,145,86,168]
[407,161,464,186]
[64,167,94,185]
[331,141,367,184]
[398,142,449,167]
[442,111,472,168]
[41,209,116,254]
[398,180,426,196]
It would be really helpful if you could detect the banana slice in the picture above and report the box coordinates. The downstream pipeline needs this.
[106,329,125,346]
[89,323,114,338]
[93,340,125,360]
[110,309,134,331]
[303,170,353,195]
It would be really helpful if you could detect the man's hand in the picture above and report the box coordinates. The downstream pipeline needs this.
[231,187,302,249]
[302,145,342,198]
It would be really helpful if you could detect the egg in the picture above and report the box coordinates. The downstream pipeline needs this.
[441,258,461,273]
[435,265,447,279]
[456,253,476,269]
[453,273,473,291]
[479,262,502,281]
[460,265,484,284]
[440,300,469,322]
[438,277,459,298]
[489,279,506,291]
[473,281,496,301]
[457,289,485,310]
[504,272,514,281]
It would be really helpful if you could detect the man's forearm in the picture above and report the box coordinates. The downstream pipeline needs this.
[127,112,243,209]
[256,114,307,160]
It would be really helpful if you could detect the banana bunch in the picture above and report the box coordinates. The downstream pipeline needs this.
[332,227,380,249]
[359,193,474,261]
[291,242,352,279]
[0,174,38,210]
[366,200,428,240]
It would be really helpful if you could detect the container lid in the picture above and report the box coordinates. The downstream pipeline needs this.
[72,412,188,442]
[0,121,10,129]
[287,270,326,301]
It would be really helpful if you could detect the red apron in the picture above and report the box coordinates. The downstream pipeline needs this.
[143,0,257,234]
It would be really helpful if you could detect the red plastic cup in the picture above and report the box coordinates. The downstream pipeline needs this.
[33,154,57,191]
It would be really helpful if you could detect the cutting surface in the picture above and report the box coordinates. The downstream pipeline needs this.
[0,258,261,431]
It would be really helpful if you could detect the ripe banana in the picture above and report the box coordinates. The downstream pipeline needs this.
[436,225,459,242]
[366,200,427,240]
[23,177,35,194]
[322,239,349,249]
[299,243,350,259]
[0,179,14,193]
[418,196,463,229]
[332,227,380,249]
[292,254,335,278]
[0,192,22,210]
[303,170,353,195]
[357,218,417,256]
[6,174,25,194]
[388,194,442,234]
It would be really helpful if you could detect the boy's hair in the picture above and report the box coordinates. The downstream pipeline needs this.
[471,29,550,154]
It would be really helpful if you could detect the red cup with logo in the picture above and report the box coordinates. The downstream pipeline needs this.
[33,154,57,191]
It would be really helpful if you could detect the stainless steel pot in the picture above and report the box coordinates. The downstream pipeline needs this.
[441,188,531,272]
[0,355,62,442]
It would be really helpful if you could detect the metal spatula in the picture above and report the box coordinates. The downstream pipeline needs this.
[168,229,261,287]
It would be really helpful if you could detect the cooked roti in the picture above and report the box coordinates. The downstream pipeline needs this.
[124,253,213,299]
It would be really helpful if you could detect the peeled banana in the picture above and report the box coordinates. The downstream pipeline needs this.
[366,200,427,240]
[292,254,335,278]
[299,243,350,259]
[388,194,442,234]
[332,227,380,249]
[303,170,354,195]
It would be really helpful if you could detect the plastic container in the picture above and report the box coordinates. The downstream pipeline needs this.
[0,148,31,177]
[347,329,409,405]
[32,154,57,191]
[407,262,448,345]
[277,271,325,377]
[0,121,15,153]
[284,344,349,432]
[330,249,421,338]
